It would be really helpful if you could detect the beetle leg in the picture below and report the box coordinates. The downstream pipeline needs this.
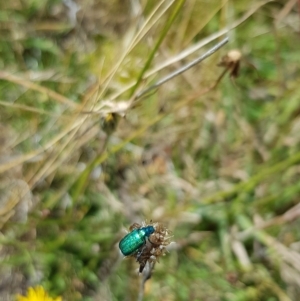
[148,237,158,246]
[136,243,146,260]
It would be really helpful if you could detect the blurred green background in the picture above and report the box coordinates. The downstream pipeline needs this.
[0,0,300,300]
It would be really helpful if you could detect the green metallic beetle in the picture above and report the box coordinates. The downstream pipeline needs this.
[119,225,155,256]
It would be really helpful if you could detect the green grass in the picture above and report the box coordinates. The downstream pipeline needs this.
[0,0,300,300]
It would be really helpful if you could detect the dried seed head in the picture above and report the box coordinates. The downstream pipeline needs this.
[128,221,172,273]
[218,49,242,78]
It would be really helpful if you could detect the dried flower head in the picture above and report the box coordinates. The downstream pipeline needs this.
[100,112,120,135]
[218,49,242,78]
[128,221,172,273]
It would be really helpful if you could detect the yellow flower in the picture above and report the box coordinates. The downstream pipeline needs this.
[16,286,62,301]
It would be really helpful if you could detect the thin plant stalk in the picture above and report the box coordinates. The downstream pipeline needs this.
[129,0,186,97]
